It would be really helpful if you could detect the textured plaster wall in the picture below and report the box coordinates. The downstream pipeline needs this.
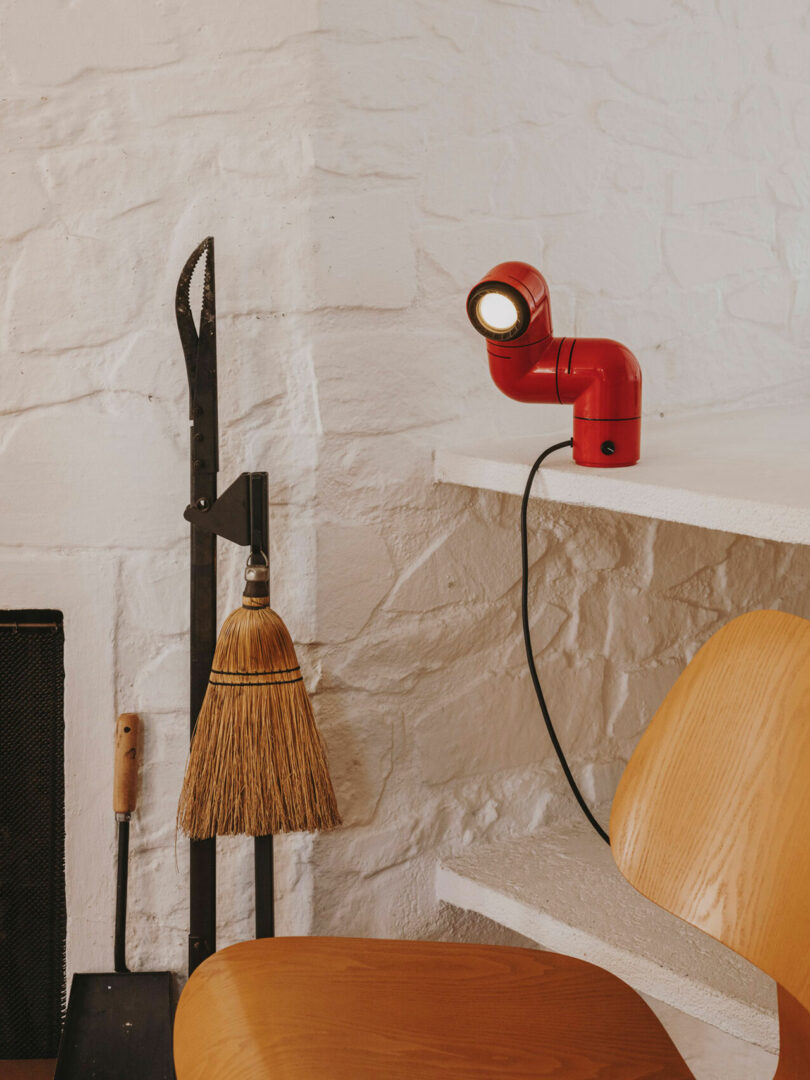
[2,0,810,977]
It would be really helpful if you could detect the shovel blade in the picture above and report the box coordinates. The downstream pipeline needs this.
[54,972,174,1080]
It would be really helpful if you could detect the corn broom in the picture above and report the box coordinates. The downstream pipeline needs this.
[177,562,340,839]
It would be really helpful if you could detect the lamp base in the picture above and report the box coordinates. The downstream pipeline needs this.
[572,416,640,468]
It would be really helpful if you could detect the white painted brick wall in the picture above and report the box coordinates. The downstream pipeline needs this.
[2,0,810,979]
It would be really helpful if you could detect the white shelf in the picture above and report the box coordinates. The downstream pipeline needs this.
[436,818,778,1052]
[434,404,810,545]
[641,996,775,1079]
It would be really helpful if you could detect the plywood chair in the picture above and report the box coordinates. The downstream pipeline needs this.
[174,609,810,1078]
[611,608,810,1078]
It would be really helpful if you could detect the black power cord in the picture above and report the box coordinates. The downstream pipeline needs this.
[521,439,610,845]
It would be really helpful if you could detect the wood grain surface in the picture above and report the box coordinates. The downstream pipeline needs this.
[113,712,139,815]
[1,1062,55,1079]
[611,609,810,1020]
[174,936,692,1079]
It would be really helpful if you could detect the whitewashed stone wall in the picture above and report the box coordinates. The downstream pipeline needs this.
[2,0,810,976]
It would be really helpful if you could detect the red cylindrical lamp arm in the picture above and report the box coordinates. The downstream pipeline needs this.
[468,262,641,468]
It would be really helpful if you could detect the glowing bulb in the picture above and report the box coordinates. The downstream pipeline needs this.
[476,291,519,333]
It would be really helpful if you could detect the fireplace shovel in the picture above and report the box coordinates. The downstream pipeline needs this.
[54,714,175,1079]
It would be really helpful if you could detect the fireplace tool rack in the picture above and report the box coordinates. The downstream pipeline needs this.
[177,237,274,974]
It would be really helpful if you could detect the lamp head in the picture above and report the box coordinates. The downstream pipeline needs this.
[466,261,551,342]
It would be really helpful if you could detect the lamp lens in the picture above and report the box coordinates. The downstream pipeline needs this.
[476,291,519,333]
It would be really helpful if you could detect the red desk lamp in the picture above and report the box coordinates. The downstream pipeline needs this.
[466,261,644,845]
[467,262,642,467]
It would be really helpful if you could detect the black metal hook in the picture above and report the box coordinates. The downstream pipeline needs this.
[177,239,274,966]
[176,237,218,476]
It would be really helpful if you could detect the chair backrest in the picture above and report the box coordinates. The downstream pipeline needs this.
[610,609,810,1019]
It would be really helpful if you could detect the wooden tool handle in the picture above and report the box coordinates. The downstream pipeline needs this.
[114,713,140,814]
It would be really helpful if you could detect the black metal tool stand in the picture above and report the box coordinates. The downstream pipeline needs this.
[177,239,275,974]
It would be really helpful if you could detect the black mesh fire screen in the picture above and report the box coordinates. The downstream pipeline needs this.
[0,610,66,1058]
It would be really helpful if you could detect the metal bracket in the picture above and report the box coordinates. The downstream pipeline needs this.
[184,471,268,550]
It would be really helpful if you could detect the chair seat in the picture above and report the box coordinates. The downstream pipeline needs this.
[174,936,693,1079]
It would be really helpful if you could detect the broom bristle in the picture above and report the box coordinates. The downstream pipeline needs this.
[178,596,341,839]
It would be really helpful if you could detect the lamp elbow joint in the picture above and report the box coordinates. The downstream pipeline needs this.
[568,341,641,420]
[487,343,556,404]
